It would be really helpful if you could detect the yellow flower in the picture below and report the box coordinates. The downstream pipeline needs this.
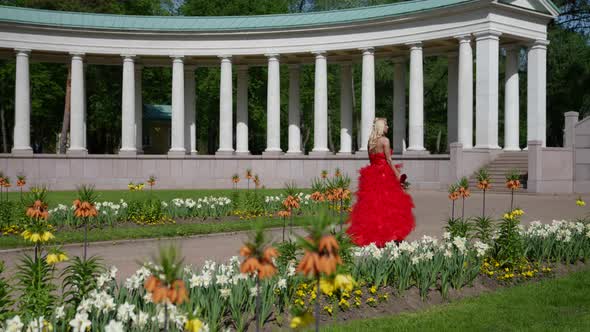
[22,230,31,240]
[338,298,350,308]
[370,286,377,294]
[320,278,335,295]
[41,231,54,242]
[290,313,313,329]
[576,198,586,207]
[185,318,204,332]
[58,253,69,262]
[354,289,362,296]
[323,305,333,315]
[334,274,355,292]
[46,253,59,265]
[30,232,41,243]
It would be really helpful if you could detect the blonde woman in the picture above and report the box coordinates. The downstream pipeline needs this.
[346,118,415,247]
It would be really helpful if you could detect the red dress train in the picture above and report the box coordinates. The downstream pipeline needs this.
[346,151,415,247]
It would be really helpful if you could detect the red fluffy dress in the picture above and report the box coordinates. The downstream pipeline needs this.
[346,151,415,247]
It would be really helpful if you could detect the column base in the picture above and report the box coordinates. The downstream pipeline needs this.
[168,149,186,158]
[263,150,284,156]
[67,148,88,156]
[309,150,333,156]
[473,145,502,150]
[119,149,137,156]
[11,147,33,156]
[503,147,521,151]
[216,150,235,156]
[190,150,199,156]
[286,150,303,155]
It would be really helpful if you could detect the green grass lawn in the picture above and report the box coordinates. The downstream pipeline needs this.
[4,188,289,206]
[0,216,313,249]
[325,267,590,332]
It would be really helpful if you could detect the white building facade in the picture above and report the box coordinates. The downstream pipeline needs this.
[0,0,561,190]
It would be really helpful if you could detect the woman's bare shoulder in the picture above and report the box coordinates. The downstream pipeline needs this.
[378,136,390,145]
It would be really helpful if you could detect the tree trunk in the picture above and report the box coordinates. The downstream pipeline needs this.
[58,65,71,154]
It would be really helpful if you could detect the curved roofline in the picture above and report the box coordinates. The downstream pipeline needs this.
[0,0,483,32]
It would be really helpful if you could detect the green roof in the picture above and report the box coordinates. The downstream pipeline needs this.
[0,0,479,32]
[144,104,171,121]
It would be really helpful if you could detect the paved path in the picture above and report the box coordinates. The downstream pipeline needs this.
[1,190,585,281]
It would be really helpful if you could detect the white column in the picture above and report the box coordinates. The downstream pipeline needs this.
[504,46,521,151]
[120,55,136,155]
[527,40,549,147]
[457,35,473,149]
[393,57,406,154]
[287,64,302,154]
[407,42,426,152]
[12,49,32,155]
[311,51,329,154]
[447,54,458,151]
[236,65,249,154]
[338,63,353,154]
[359,48,375,152]
[68,52,87,155]
[217,55,234,154]
[134,64,143,153]
[184,66,197,155]
[168,56,185,155]
[474,31,502,149]
[264,53,282,154]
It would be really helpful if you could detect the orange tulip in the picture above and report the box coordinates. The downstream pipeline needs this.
[144,276,160,292]
[258,263,278,279]
[318,235,339,253]
[239,245,252,258]
[240,257,262,274]
[263,247,278,263]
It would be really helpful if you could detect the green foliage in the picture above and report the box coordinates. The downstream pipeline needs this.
[150,245,184,285]
[0,261,12,321]
[240,191,265,215]
[276,240,300,269]
[472,216,495,244]
[127,198,170,225]
[61,256,104,307]
[494,214,525,267]
[15,254,56,318]
[445,217,471,238]
[75,184,98,204]
[0,200,25,231]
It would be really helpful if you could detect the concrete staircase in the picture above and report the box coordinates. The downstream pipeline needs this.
[467,151,528,192]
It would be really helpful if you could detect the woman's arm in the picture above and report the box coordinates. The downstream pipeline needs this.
[382,138,401,179]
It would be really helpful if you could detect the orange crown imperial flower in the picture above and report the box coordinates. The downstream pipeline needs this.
[310,191,325,202]
[278,210,291,218]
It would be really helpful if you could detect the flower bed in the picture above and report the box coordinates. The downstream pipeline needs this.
[1,213,589,332]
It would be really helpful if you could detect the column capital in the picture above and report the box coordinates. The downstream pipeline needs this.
[121,54,136,59]
[454,34,472,43]
[473,30,502,41]
[14,48,31,55]
[391,56,406,64]
[311,50,327,56]
[405,41,422,49]
[528,39,550,49]
[170,55,184,61]
[69,52,85,58]
[359,47,375,55]
[264,53,280,59]
[218,54,232,60]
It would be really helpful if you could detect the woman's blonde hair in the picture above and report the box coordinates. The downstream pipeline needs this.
[368,117,387,151]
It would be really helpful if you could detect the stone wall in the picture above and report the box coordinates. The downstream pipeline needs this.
[0,154,451,191]
[527,141,574,193]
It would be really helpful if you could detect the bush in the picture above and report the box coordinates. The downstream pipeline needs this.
[127,199,172,225]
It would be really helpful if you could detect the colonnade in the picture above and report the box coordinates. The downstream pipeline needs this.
[10,32,548,156]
